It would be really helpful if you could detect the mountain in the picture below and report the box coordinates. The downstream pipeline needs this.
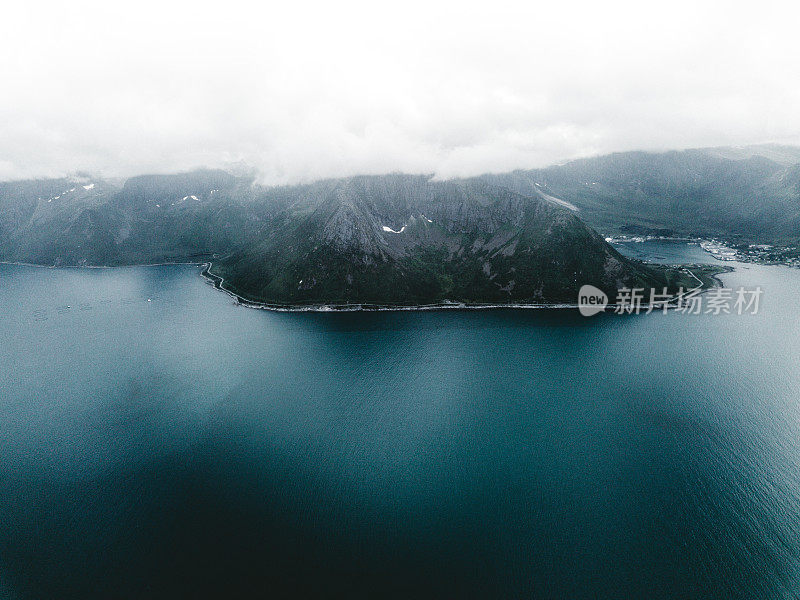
[703,144,800,165]
[483,144,800,244]
[211,175,668,305]
[0,171,671,306]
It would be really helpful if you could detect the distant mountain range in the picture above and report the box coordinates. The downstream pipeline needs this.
[3,144,796,306]
[485,144,800,243]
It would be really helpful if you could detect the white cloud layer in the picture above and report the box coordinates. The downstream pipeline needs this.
[2,0,800,183]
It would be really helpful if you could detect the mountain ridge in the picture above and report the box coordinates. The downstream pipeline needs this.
[0,170,680,306]
[6,143,790,306]
[483,144,800,243]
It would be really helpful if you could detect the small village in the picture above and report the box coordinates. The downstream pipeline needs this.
[605,234,800,268]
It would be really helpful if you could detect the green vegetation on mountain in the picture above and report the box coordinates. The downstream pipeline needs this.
[7,143,795,306]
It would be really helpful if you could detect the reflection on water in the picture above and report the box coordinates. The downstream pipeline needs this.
[0,258,799,598]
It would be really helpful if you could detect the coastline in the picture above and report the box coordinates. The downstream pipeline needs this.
[199,263,581,311]
[0,257,734,314]
[607,235,800,268]
[200,262,733,313]
[0,260,206,269]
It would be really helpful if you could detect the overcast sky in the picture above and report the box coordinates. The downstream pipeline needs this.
[2,0,799,183]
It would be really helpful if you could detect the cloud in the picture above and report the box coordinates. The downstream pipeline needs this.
[2,0,800,183]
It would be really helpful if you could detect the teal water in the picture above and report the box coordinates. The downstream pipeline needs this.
[1,248,799,598]
[611,239,714,264]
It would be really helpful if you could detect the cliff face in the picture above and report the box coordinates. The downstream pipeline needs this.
[0,170,661,305]
[213,175,656,305]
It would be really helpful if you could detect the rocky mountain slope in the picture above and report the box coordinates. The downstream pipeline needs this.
[483,144,800,243]
[0,171,668,306]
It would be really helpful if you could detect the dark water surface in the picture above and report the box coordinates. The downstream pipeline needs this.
[1,248,799,598]
[611,239,714,264]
